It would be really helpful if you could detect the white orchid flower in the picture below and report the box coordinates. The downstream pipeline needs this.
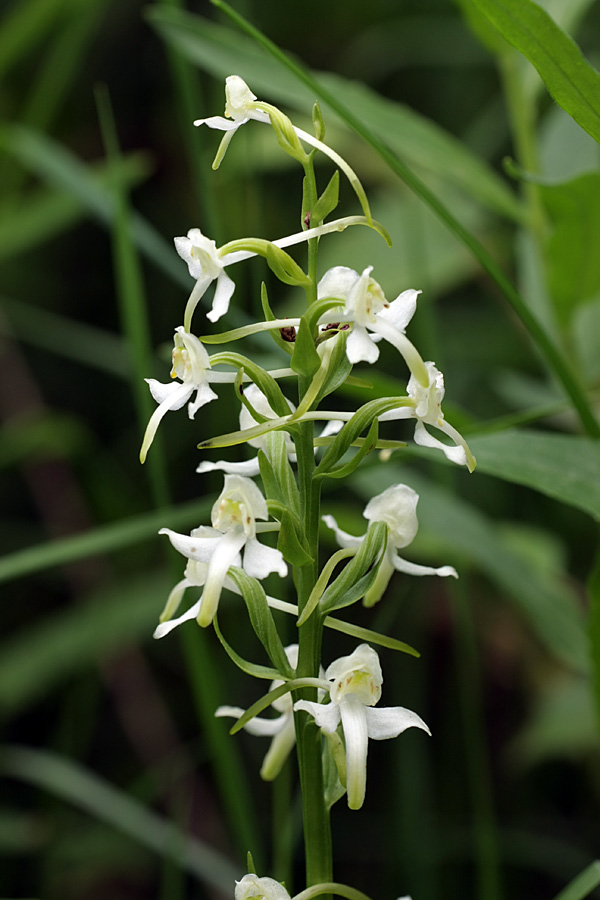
[380,361,476,471]
[216,645,299,781]
[295,644,430,810]
[158,475,287,628]
[323,484,457,608]
[235,874,291,900]
[140,327,232,463]
[193,76,272,169]
[175,228,240,329]
[316,266,427,381]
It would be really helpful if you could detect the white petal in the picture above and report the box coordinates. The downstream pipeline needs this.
[391,551,458,579]
[158,577,190,622]
[197,458,262,477]
[207,270,236,323]
[413,420,468,467]
[187,383,219,419]
[322,514,364,550]
[260,713,297,781]
[364,705,431,740]
[317,265,359,302]
[146,378,192,409]
[215,706,288,737]
[153,595,202,639]
[346,324,380,364]
[193,115,240,131]
[294,699,341,733]
[140,382,194,462]
[235,874,291,900]
[363,484,419,549]
[379,289,421,332]
[159,526,223,563]
[340,696,369,810]
[243,536,287,579]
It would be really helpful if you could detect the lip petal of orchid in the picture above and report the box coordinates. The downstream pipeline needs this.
[364,705,431,740]
[140,381,194,462]
[198,528,247,626]
[340,696,369,810]
[243,536,287,580]
[294,699,341,733]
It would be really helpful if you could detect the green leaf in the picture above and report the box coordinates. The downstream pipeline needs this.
[470,0,600,145]
[291,316,320,377]
[277,508,314,567]
[314,329,353,403]
[260,281,293,356]
[311,170,340,224]
[552,861,600,900]
[0,745,239,890]
[264,243,311,286]
[209,350,292,418]
[541,172,600,327]
[213,614,283,681]
[587,546,600,732]
[227,567,292,677]
[264,432,300,515]
[467,429,600,522]
[321,418,379,481]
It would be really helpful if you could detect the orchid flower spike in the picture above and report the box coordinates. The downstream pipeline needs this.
[158,475,287,628]
[317,266,428,381]
[380,361,476,471]
[216,645,300,781]
[323,484,457,608]
[295,644,430,810]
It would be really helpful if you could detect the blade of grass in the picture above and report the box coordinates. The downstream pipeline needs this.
[0,744,240,891]
[552,861,600,900]
[209,0,600,439]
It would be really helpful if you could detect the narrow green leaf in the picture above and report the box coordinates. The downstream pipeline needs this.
[227,567,292,677]
[311,170,340,224]
[587,547,600,732]
[291,316,320,377]
[0,745,239,889]
[320,418,379,481]
[320,521,387,615]
[277,509,314,567]
[467,429,600,522]
[552,861,600,900]
[470,0,600,145]
[322,615,419,657]
[316,397,410,476]
[213,614,283,681]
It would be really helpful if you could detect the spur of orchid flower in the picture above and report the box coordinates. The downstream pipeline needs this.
[380,360,476,470]
[158,474,286,628]
[295,643,430,810]
[216,644,300,781]
[323,483,457,607]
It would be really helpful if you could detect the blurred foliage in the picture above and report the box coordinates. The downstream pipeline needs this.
[1,0,600,899]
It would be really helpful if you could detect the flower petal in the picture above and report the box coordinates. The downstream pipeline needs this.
[199,528,248,627]
[364,705,431,740]
[379,289,420,332]
[322,514,363,550]
[153,595,203,639]
[207,270,236,323]
[346,323,380,364]
[294,699,341,733]
[340,696,369,809]
[140,382,194,462]
[243,536,287,579]
[197,458,262,477]
[215,706,288,737]
[187,383,219,419]
[413,420,469,467]
[159,526,224,563]
[391,550,458,579]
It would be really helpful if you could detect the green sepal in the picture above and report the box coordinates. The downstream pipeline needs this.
[320,418,379,481]
[323,729,346,810]
[319,521,388,614]
[291,315,321,377]
[312,101,326,142]
[246,852,257,875]
[209,350,291,418]
[227,567,293,677]
[213,613,283,681]
[312,170,340,224]
[315,397,410,476]
[265,243,311,287]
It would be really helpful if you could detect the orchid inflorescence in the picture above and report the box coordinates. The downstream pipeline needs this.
[141,75,475,899]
